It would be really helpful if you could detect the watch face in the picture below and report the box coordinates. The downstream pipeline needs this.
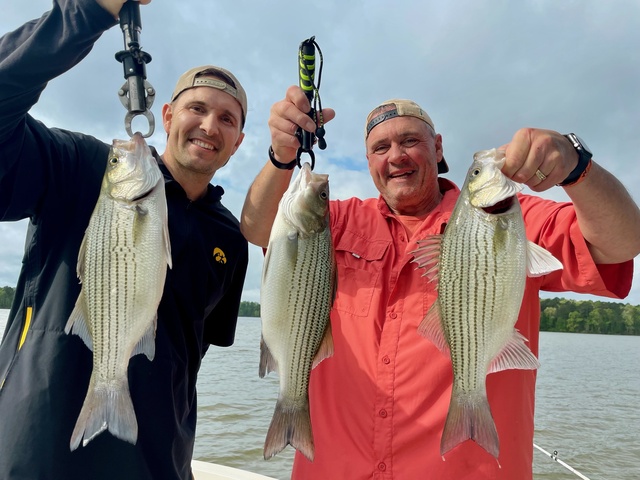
[567,133,591,155]
[575,134,590,153]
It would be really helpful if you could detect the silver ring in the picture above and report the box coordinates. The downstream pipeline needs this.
[535,169,547,181]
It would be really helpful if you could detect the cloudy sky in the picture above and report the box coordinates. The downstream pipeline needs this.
[1,0,639,305]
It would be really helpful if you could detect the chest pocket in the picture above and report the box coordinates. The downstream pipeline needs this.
[334,230,389,317]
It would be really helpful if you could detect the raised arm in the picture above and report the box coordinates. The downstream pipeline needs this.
[0,0,116,143]
[0,0,151,221]
[0,0,152,140]
[97,0,152,19]
[240,85,335,248]
[502,128,640,264]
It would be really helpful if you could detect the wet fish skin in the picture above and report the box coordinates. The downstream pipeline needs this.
[259,162,336,462]
[65,133,171,450]
[412,148,562,459]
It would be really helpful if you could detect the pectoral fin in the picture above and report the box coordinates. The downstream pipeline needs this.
[526,241,563,277]
[418,299,450,356]
[65,293,93,351]
[312,321,334,369]
[411,235,442,283]
[259,335,278,377]
[132,316,157,361]
[488,329,540,374]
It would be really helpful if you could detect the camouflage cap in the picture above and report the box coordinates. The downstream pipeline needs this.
[365,99,448,174]
[171,65,247,122]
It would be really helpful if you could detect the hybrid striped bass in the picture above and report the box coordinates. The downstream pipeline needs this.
[412,148,562,459]
[259,162,336,462]
[65,133,171,450]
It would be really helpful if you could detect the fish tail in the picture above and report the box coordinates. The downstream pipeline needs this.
[263,398,314,461]
[70,375,138,451]
[441,391,499,459]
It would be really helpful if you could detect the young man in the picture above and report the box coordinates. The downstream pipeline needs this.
[240,86,640,479]
[0,1,248,479]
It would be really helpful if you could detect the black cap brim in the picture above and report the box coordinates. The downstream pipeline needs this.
[438,157,449,174]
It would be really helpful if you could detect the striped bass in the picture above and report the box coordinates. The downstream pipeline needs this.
[65,133,171,450]
[260,162,336,462]
[412,148,562,459]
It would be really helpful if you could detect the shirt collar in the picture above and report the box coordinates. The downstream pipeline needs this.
[151,147,225,203]
[376,177,460,219]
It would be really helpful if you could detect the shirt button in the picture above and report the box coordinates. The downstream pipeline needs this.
[379,409,387,418]
[378,462,387,471]
[389,312,397,319]
[382,355,390,364]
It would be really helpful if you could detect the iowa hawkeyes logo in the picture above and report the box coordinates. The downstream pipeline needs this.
[213,247,227,264]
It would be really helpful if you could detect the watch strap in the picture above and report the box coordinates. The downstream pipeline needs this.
[558,134,593,186]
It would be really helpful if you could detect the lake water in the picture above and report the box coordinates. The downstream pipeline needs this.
[1,311,638,479]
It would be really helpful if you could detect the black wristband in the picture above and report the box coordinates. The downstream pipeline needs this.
[558,134,593,186]
[268,146,296,170]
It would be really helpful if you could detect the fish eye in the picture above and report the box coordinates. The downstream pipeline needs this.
[471,168,481,177]
[109,156,119,165]
[320,191,328,200]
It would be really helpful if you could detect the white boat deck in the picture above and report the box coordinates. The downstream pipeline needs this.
[191,460,278,480]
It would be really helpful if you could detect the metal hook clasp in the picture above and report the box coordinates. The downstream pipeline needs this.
[296,147,315,170]
[116,1,155,138]
[118,78,156,138]
[124,110,155,138]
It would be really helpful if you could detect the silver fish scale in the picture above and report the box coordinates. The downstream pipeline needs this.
[82,196,163,381]
[65,134,170,450]
[438,206,527,394]
[414,148,558,458]
[282,227,333,398]
[260,163,335,461]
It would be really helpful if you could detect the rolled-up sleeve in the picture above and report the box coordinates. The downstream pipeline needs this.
[520,193,632,299]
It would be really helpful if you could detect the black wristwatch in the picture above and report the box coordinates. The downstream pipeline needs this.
[558,133,593,186]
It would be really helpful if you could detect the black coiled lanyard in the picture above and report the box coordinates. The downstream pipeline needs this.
[296,36,327,170]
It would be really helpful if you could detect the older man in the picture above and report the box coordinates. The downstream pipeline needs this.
[240,86,640,479]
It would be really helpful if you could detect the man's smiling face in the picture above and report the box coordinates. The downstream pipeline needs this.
[366,115,443,216]
[162,82,244,179]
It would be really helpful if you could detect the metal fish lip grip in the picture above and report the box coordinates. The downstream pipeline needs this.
[116,0,155,138]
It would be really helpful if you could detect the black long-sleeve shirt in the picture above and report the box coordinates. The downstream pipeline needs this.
[0,1,248,479]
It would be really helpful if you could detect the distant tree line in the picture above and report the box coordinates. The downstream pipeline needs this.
[0,286,14,309]
[238,301,260,318]
[2,286,639,333]
[541,297,640,335]
[0,286,263,316]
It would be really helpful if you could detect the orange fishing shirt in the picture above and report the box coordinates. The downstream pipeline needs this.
[291,179,632,480]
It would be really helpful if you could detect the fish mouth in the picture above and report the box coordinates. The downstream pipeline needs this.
[132,132,146,145]
[481,196,515,214]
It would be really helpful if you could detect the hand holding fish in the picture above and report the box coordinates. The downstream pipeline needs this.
[499,128,580,191]
[268,86,335,166]
[499,127,640,265]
